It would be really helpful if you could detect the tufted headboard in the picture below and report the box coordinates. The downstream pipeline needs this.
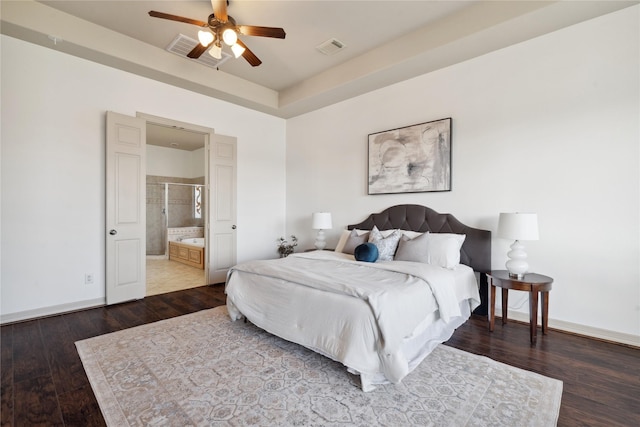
[347,204,491,314]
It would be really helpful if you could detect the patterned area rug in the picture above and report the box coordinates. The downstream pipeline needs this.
[76,306,562,426]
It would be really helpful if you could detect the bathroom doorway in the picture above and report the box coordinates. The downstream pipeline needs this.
[145,120,207,296]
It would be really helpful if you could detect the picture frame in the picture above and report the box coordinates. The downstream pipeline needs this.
[368,117,452,195]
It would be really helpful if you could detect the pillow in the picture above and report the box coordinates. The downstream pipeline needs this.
[354,243,379,263]
[341,229,371,254]
[427,233,466,269]
[368,226,402,261]
[334,230,351,253]
[394,232,430,263]
[380,229,399,238]
[400,230,423,239]
[335,229,369,253]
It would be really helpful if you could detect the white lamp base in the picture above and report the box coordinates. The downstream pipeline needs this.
[314,230,326,250]
[505,240,529,279]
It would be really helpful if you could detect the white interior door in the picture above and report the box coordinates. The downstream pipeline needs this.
[208,134,237,284]
[105,111,146,304]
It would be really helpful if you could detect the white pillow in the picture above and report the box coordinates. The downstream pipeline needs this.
[335,229,369,253]
[334,230,351,253]
[368,226,402,261]
[427,233,466,269]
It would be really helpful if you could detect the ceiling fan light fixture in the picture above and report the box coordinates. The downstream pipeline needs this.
[222,28,238,46]
[231,43,245,58]
[149,1,284,67]
[209,43,222,59]
[198,30,214,47]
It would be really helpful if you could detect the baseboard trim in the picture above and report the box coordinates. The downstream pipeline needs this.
[0,298,106,325]
[498,309,640,348]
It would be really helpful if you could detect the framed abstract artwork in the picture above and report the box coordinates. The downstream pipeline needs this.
[368,118,452,195]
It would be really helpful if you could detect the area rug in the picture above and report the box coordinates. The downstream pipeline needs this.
[76,306,562,426]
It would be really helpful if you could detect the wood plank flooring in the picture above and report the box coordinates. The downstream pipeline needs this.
[1,284,638,426]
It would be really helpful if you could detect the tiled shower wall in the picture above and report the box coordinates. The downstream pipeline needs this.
[146,175,206,255]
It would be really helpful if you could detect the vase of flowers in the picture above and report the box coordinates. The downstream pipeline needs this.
[277,235,298,257]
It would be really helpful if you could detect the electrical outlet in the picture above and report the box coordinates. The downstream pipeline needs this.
[85,273,94,285]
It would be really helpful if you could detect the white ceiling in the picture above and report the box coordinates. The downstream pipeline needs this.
[147,123,206,151]
[38,0,473,92]
[2,1,637,119]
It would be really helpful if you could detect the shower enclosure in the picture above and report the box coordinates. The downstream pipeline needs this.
[146,176,205,257]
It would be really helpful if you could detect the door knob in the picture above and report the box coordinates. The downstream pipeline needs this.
[232,225,237,230]
[109,229,117,235]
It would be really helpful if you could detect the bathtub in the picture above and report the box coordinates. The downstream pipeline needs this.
[179,237,205,247]
[169,238,205,269]
[167,227,204,242]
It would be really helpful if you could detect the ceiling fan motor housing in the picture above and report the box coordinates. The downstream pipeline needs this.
[208,14,236,31]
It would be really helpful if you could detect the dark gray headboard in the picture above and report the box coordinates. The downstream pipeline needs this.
[348,204,491,314]
[347,204,491,273]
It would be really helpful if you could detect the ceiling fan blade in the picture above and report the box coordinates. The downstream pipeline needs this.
[187,42,211,59]
[236,40,262,67]
[211,0,228,22]
[237,25,286,39]
[148,11,207,27]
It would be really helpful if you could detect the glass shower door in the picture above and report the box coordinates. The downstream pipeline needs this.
[146,182,168,256]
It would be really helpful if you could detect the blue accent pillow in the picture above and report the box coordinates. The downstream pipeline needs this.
[354,243,378,263]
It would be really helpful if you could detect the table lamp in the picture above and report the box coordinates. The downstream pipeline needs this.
[312,212,332,250]
[497,213,539,279]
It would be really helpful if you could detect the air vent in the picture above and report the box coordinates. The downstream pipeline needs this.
[316,38,346,56]
[166,34,231,68]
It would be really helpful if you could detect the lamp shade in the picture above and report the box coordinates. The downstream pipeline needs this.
[312,212,332,230]
[222,28,238,46]
[497,213,539,241]
[208,43,222,59]
[198,30,214,47]
[230,42,245,58]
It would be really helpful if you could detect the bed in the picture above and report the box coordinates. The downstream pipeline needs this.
[225,204,491,391]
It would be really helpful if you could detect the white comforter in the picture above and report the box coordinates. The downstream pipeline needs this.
[225,251,480,389]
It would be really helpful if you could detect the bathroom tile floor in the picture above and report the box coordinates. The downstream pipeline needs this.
[146,257,205,296]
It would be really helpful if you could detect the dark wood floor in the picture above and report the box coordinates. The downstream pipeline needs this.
[1,284,638,427]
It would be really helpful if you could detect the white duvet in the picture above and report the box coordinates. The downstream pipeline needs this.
[225,250,480,390]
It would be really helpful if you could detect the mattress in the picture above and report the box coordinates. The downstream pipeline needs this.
[225,250,480,391]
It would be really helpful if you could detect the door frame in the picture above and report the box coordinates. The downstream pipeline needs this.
[137,112,215,287]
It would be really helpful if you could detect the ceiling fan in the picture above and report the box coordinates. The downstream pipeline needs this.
[149,0,286,67]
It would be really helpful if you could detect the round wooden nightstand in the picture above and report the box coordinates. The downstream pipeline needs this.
[487,270,554,344]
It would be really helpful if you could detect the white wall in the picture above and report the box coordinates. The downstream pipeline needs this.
[287,7,639,343]
[1,35,286,321]
[2,7,638,344]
